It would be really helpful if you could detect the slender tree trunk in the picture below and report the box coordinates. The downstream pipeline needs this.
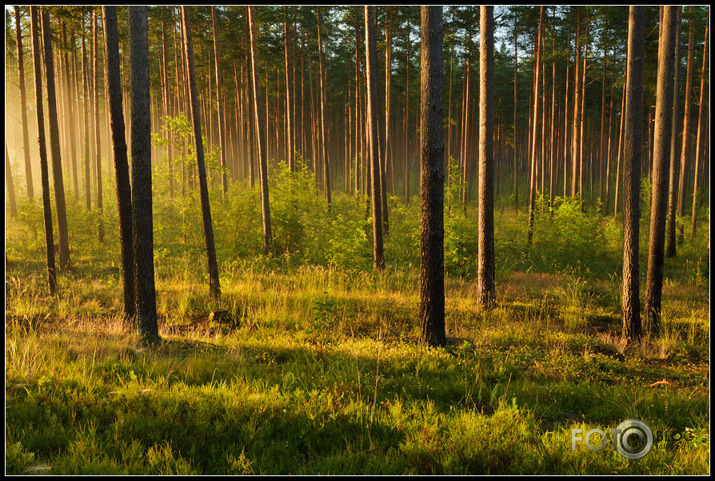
[550,34,556,208]
[513,15,518,211]
[622,6,645,343]
[579,16,588,207]
[527,7,544,245]
[248,6,273,255]
[614,81,626,217]
[129,6,158,339]
[6,146,17,217]
[212,6,228,198]
[478,6,496,307]
[16,7,34,201]
[81,15,92,211]
[283,7,294,171]
[41,9,71,270]
[604,68,614,214]
[317,7,331,204]
[103,6,135,319]
[92,11,105,243]
[644,6,677,336]
[30,6,57,295]
[365,7,385,271]
[419,6,446,347]
[181,6,221,299]
[571,7,581,199]
[666,8,682,258]
[691,11,708,236]
[405,20,411,205]
[599,31,608,209]
[677,6,696,245]
[563,21,571,198]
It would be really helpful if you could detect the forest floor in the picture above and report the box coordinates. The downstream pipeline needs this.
[5,183,710,475]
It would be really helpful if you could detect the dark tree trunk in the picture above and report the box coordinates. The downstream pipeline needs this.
[419,6,446,347]
[129,6,159,339]
[30,6,57,295]
[181,6,221,299]
[16,6,34,201]
[103,6,135,319]
[621,6,645,343]
[41,9,71,270]
[513,15,518,211]
[248,6,273,255]
[644,6,677,336]
[365,6,385,271]
[666,8,682,258]
[478,6,496,307]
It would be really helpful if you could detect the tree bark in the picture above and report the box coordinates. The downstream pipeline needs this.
[365,6,385,271]
[691,10,708,237]
[129,6,158,339]
[666,8,682,258]
[283,7,294,171]
[527,7,544,245]
[92,11,105,243]
[212,7,228,197]
[248,6,273,255]
[622,6,644,343]
[103,6,136,319]
[41,9,71,270]
[16,7,34,201]
[6,146,17,217]
[419,6,446,347]
[317,7,331,204]
[181,6,221,298]
[677,6,695,245]
[30,6,57,295]
[571,7,581,199]
[644,6,677,336]
[478,6,496,307]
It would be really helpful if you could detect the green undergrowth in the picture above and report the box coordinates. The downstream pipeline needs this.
[5,164,709,474]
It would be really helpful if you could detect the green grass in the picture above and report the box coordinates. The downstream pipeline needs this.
[5,164,710,474]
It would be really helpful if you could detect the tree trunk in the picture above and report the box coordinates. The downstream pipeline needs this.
[103,6,135,319]
[81,15,91,210]
[181,7,221,298]
[622,7,645,343]
[283,7,294,171]
[30,6,57,295]
[691,10,708,237]
[92,11,104,243]
[478,6,496,307]
[129,6,158,339]
[365,7,385,271]
[677,6,695,245]
[41,9,71,270]
[527,7,544,245]
[16,7,34,201]
[513,15,518,211]
[6,146,17,217]
[666,8,682,258]
[212,7,228,197]
[614,81,626,217]
[599,31,608,210]
[317,7,331,204]
[571,7,581,199]
[404,20,411,205]
[248,6,273,255]
[644,6,677,336]
[419,6,446,347]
